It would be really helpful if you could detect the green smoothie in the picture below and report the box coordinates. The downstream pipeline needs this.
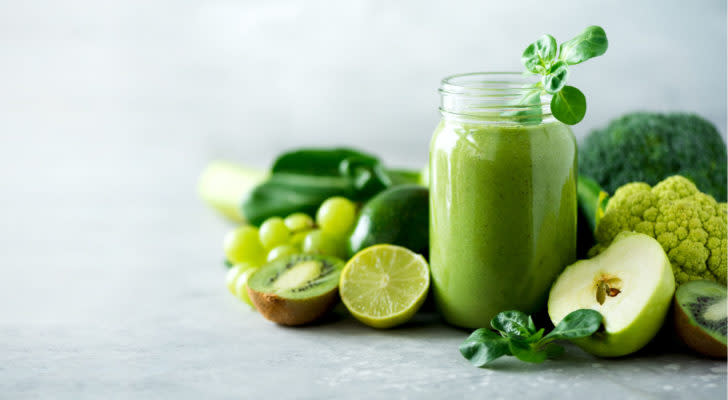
[429,118,577,328]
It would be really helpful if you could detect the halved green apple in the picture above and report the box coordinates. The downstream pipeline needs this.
[548,232,675,357]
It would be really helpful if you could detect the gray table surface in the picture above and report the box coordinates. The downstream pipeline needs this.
[1,143,726,399]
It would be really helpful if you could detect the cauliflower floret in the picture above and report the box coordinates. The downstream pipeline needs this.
[591,175,727,286]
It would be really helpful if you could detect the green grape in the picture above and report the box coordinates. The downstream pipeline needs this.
[302,229,347,258]
[284,212,315,233]
[225,262,257,295]
[266,244,299,263]
[316,197,357,236]
[290,230,313,249]
[235,267,259,307]
[259,217,290,250]
[224,226,265,265]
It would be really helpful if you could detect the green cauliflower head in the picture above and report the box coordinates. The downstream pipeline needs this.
[590,175,727,286]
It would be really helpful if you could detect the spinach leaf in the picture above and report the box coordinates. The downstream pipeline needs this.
[459,328,511,367]
[528,327,545,342]
[543,309,603,341]
[522,34,558,74]
[508,338,548,363]
[543,343,565,358]
[550,85,587,125]
[491,310,534,338]
[460,309,604,367]
[543,61,569,94]
[518,26,607,125]
[559,25,608,65]
[242,148,409,225]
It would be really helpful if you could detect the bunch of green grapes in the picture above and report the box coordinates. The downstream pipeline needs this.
[223,196,358,306]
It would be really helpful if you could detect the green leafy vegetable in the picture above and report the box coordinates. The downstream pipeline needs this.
[550,85,586,125]
[459,309,603,367]
[543,61,569,94]
[522,34,558,74]
[491,310,533,338]
[242,148,419,226]
[520,26,608,125]
[544,343,566,358]
[459,329,511,367]
[542,308,604,340]
[509,338,549,363]
[559,26,608,65]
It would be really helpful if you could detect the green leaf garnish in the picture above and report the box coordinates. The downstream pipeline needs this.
[490,310,534,338]
[460,309,603,367]
[551,86,587,125]
[519,26,608,125]
[544,343,566,358]
[459,328,511,367]
[522,34,558,74]
[509,338,549,363]
[559,26,608,65]
[528,327,545,342]
[543,61,569,94]
[542,309,603,341]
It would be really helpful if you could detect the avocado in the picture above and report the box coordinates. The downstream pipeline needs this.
[347,185,428,257]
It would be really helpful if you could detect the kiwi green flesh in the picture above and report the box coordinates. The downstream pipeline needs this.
[248,254,344,300]
[674,280,727,357]
[247,254,344,326]
[675,280,727,343]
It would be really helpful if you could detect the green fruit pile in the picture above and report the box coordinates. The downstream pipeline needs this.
[222,196,358,307]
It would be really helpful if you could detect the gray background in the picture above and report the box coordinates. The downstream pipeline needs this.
[1,1,726,399]
[1,0,726,169]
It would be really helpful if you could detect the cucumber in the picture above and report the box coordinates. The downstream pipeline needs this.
[198,161,268,222]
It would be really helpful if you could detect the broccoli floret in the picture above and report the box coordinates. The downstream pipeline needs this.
[580,112,727,201]
[590,176,727,286]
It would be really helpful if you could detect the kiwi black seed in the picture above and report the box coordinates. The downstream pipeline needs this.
[673,280,727,358]
[247,254,344,326]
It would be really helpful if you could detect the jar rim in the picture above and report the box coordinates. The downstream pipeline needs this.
[439,72,539,96]
[438,72,553,124]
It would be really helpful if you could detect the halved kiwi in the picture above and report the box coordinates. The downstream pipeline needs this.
[673,280,727,358]
[247,254,344,326]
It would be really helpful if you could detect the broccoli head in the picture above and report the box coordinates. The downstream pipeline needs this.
[580,112,727,201]
[590,176,727,286]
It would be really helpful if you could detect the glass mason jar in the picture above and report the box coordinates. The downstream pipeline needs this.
[429,72,577,329]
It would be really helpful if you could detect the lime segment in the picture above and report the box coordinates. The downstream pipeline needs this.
[339,245,430,328]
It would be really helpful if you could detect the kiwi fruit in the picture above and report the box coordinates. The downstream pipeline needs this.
[247,254,344,326]
[673,280,727,358]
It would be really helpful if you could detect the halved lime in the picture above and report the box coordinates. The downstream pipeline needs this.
[339,244,430,328]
